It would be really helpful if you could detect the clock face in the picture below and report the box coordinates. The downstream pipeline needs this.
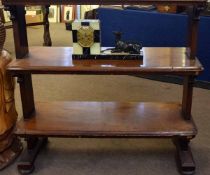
[77,26,94,47]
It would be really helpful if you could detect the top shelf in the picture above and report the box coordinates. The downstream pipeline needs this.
[2,0,207,6]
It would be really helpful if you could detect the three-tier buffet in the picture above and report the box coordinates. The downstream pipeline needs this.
[2,0,207,174]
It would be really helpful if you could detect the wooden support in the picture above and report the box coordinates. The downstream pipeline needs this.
[174,137,195,175]
[182,76,195,120]
[187,6,203,59]
[5,5,28,59]
[43,5,52,46]
[17,137,48,175]
[4,6,46,175]
[4,6,35,119]
[17,74,35,119]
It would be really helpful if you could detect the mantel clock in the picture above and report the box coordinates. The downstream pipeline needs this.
[72,20,101,57]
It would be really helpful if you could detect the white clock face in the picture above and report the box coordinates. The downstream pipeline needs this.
[77,26,94,47]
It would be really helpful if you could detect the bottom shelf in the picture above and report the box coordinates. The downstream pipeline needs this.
[15,102,197,137]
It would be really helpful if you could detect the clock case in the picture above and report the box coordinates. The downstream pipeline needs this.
[72,20,101,56]
[72,20,143,60]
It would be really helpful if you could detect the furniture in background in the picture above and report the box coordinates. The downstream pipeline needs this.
[98,8,210,83]
[0,5,52,46]
[2,0,207,174]
[42,5,52,46]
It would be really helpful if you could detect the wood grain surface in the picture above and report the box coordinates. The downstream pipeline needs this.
[15,101,197,137]
[7,47,203,75]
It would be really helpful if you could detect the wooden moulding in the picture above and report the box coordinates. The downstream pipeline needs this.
[2,0,208,6]
[15,101,197,138]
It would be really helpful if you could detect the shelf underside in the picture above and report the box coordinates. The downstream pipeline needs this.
[15,102,197,137]
[8,47,203,75]
[2,0,207,6]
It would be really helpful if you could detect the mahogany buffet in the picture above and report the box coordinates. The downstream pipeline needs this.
[2,0,207,174]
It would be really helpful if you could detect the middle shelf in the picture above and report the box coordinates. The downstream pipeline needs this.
[8,47,203,75]
[15,101,197,138]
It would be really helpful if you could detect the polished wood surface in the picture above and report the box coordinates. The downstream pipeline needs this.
[2,0,207,6]
[7,47,203,75]
[15,101,197,137]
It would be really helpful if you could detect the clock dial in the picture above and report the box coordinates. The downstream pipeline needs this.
[77,26,94,47]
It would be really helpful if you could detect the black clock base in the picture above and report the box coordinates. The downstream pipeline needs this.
[72,52,143,60]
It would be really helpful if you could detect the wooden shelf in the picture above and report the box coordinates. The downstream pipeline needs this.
[2,0,207,6]
[8,47,203,75]
[4,0,204,173]
[15,101,197,137]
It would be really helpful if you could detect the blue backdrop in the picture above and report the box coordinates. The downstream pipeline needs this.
[98,8,210,82]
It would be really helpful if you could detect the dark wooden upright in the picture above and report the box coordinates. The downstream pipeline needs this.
[3,5,35,119]
[187,5,204,59]
[5,5,28,58]
[2,0,207,175]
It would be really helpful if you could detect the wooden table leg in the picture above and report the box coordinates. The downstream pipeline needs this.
[173,137,195,175]
[182,76,195,120]
[178,75,196,175]
[17,74,48,174]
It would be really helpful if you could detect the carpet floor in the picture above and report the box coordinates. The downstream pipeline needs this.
[1,23,210,175]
